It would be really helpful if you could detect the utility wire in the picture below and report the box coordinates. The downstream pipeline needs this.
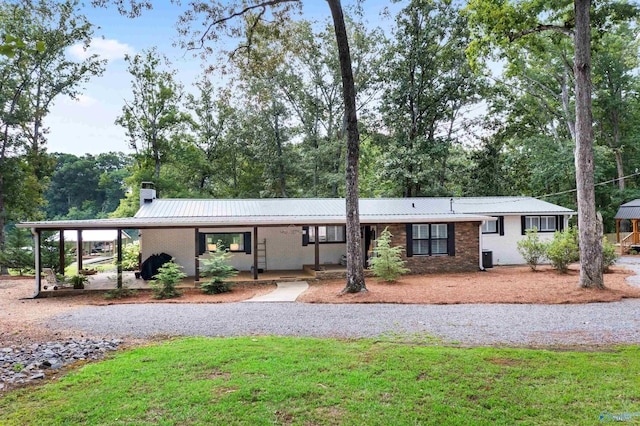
[451,171,640,205]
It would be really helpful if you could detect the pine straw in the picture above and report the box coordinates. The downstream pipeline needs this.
[298,265,640,304]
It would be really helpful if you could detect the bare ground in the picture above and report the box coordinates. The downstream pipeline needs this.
[1,265,639,347]
[297,265,640,304]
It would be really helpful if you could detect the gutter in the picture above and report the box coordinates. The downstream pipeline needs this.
[479,222,486,272]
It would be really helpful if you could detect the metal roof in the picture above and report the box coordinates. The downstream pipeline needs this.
[18,196,573,230]
[615,199,640,219]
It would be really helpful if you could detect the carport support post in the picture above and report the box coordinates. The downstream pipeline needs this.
[117,229,123,289]
[253,227,258,280]
[33,228,41,298]
[314,225,320,271]
[76,230,83,272]
[58,229,65,275]
[194,228,200,284]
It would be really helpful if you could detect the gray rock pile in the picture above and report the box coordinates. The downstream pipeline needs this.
[0,338,122,390]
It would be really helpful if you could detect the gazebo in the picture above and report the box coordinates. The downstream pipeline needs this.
[614,199,640,252]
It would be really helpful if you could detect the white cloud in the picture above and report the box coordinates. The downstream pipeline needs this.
[68,38,134,62]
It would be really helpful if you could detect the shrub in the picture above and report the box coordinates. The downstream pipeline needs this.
[119,241,140,271]
[199,242,238,295]
[369,227,409,282]
[602,238,618,273]
[516,228,547,271]
[150,260,186,299]
[68,274,89,289]
[0,227,34,276]
[546,227,580,273]
[104,287,138,300]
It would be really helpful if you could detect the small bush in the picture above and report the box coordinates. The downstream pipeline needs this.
[602,238,618,273]
[517,228,547,271]
[199,242,238,295]
[104,287,138,300]
[369,227,409,282]
[119,241,140,271]
[68,274,89,289]
[150,260,186,299]
[546,227,580,273]
[200,280,231,295]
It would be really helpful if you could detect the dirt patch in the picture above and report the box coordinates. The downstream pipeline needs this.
[297,265,640,304]
[89,284,275,306]
[0,281,274,347]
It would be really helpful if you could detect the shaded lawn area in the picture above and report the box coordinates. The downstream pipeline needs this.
[2,338,639,425]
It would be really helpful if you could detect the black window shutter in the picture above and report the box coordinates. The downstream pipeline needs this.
[198,232,206,255]
[405,224,413,257]
[302,226,309,246]
[499,216,505,236]
[558,215,564,232]
[521,216,526,235]
[244,232,252,254]
[447,223,455,256]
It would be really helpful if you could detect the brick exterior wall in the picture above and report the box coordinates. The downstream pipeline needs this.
[378,222,481,274]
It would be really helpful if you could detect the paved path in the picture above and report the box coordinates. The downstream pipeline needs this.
[245,281,308,302]
[46,257,640,347]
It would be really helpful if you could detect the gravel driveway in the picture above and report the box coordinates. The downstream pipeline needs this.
[49,299,640,346]
[46,258,640,347]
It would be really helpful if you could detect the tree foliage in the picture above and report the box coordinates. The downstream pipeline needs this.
[0,0,104,266]
[199,243,238,294]
[150,260,185,299]
[369,227,409,282]
[516,228,547,271]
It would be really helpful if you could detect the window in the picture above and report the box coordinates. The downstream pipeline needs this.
[308,226,346,244]
[524,215,558,232]
[482,216,504,235]
[482,221,497,234]
[204,233,248,252]
[411,224,449,256]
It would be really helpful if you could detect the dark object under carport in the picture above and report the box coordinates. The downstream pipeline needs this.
[482,250,493,269]
[140,253,173,280]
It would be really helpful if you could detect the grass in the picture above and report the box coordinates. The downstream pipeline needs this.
[1,338,639,425]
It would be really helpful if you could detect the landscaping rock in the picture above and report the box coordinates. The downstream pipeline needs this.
[0,338,122,390]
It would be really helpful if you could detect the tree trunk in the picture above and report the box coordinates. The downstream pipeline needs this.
[273,102,288,198]
[327,0,366,293]
[574,0,604,289]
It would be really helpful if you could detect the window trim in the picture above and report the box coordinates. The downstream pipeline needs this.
[521,215,564,234]
[482,216,504,235]
[406,223,455,257]
[199,232,251,254]
[302,226,346,245]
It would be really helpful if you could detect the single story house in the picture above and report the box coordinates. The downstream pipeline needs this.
[17,184,574,296]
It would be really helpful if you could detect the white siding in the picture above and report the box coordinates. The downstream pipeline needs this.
[482,215,563,265]
[140,228,195,275]
[141,226,347,276]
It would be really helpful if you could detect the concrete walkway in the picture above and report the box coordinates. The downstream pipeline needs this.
[245,281,309,302]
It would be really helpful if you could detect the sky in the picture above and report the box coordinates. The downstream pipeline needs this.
[44,1,400,156]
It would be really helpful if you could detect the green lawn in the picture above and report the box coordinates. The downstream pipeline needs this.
[1,338,639,425]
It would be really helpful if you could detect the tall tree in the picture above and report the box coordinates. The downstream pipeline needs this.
[467,0,638,289]
[98,0,367,293]
[592,22,640,190]
[116,48,185,182]
[0,0,104,271]
[379,0,483,197]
